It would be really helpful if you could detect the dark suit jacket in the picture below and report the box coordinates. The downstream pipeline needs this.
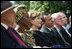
[33,30,60,47]
[1,25,32,48]
[66,24,71,34]
[59,27,71,45]
[68,27,71,34]
[40,25,65,46]
[52,27,65,45]
[52,27,71,48]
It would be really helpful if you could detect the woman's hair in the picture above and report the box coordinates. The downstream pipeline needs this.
[28,10,41,20]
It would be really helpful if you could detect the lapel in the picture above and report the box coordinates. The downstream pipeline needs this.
[52,27,62,38]
[60,27,69,37]
[68,27,71,34]
[1,25,19,44]
[60,27,71,44]
[42,25,51,33]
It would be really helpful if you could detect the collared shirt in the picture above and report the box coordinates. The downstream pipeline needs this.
[54,25,60,33]
[1,23,8,29]
[47,28,51,31]
[1,23,20,31]
[54,25,70,45]
[62,26,71,37]
[47,26,54,31]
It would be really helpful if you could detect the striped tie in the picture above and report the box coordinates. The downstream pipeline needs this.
[8,26,28,48]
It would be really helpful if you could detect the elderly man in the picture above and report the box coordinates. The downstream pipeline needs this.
[59,12,71,46]
[1,1,42,48]
[51,12,71,48]
[1,1,30,48]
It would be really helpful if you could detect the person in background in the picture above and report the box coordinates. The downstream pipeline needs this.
[59,12,71,46]
[51,12,71,48]
[68,16,71,34]
[40,13,54,33]
[39,13,64,47]
[66,16,71,34]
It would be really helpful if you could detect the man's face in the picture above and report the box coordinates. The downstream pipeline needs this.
[2,8,16,26]
[60,13,67,26]
[45,15,54,28]
[55,16,63,26]
[54,13,67,26]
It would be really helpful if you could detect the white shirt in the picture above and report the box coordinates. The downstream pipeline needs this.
[1,23,8,29]
[1,23,20,31]
[47,28,51,31]
[54,25,60,33]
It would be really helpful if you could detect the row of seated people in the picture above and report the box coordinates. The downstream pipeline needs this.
[1,1,71,48]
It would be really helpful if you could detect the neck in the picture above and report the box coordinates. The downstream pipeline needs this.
[31,25,39,31]
[1,21,9,27]
[63,24,67,27]
[55,24,61,28]
[1,19,14,27]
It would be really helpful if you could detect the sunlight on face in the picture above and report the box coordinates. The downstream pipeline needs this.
[61,14,67,26]
[32,16,42,28]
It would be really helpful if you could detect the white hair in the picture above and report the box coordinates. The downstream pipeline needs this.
[51,13,59,20]
[51,12,66,20]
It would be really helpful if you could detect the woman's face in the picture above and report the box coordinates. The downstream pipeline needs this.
[32,16,42,28]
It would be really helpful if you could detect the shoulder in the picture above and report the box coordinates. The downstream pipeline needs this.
[1,25,7,31]
[40,25,48,31]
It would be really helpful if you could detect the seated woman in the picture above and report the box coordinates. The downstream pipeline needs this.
[13,5,37,46]
[28,10,45,46]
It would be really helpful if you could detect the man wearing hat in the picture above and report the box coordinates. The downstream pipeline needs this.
[1,1,42,48]
[1,1,27,48]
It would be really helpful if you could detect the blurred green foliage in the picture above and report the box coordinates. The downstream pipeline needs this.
[14,1,71,21]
